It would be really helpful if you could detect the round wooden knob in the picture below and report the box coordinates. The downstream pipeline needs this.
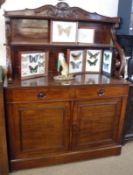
[97,88,105,96]
[37,91,46,99]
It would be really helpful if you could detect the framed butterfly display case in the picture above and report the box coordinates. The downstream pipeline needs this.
[51,21,77,43]
[19,51,49,80]
[67,49,84,74]
[85,49,102,73]
[77,27,95,44]
[102,50,113,77]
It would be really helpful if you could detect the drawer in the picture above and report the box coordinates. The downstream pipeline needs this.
[5,87,70,102]
[75,85,129,99]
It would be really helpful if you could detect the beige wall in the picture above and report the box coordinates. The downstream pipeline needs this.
[0,0,119,67]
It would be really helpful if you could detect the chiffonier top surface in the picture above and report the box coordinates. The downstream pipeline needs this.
[4,74,129,88]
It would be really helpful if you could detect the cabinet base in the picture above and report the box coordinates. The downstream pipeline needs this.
[10,145,121,171]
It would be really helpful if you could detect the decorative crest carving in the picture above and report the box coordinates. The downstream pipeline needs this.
[4,2,120,24]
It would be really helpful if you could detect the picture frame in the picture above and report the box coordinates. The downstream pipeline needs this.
[77,28,95,44]
[18,51,49,80]
[102,50,113,77]
[51,21,77,43]
[67,49,84,74]
[85,49,102,73]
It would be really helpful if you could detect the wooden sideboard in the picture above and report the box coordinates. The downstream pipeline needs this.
[3,2,129,171]
[0,81,8,175]
[4,76,129,171]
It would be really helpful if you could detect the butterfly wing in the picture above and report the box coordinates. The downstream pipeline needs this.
[57,25,62,36]
[29,55,38,63]
[87,51,100,59]
[103,63,109,70]
[87,59,98,66]
[65,26,72,36]
[93,58,98,65]
[93,52,100,58]
[70,61,76,69]
[57,25,72,37]
[87,51,94,58]
[104,53,110,61]
[76,61,82,68]
[71,52,82,60]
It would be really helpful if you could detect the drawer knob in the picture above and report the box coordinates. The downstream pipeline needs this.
[37,92,46,99]
[97,88,105,96]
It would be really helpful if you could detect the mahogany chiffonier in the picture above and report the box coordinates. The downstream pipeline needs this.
[3,2,129,171]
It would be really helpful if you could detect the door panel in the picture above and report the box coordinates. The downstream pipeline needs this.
[7,101,70,159]
[72,98,121,150]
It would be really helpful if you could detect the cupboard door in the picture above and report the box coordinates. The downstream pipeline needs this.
[7,101,70,160]
[72,97,122,150]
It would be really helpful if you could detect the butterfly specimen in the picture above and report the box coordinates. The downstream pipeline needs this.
[70,61,82,69]
[104,53,110,61]
[87,51,100,59]
[29,65,38,73]
[71,52,82,60]
[103,62,109,70]
[57,25,72,37]
[87,59,98,66]
[29,55,39,63]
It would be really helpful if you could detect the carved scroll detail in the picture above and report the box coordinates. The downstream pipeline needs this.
[34,2,90,19]
[111,29,126,78]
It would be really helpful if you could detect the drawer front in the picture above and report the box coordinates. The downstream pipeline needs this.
[75,85,129,99]
[6,87,70,102]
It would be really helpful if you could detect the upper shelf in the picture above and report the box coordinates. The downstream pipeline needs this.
[5,17,114,47]
[9,42,114,49]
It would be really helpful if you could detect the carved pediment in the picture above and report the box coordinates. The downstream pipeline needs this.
[34,2,90,19]
[4,2,120,24]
